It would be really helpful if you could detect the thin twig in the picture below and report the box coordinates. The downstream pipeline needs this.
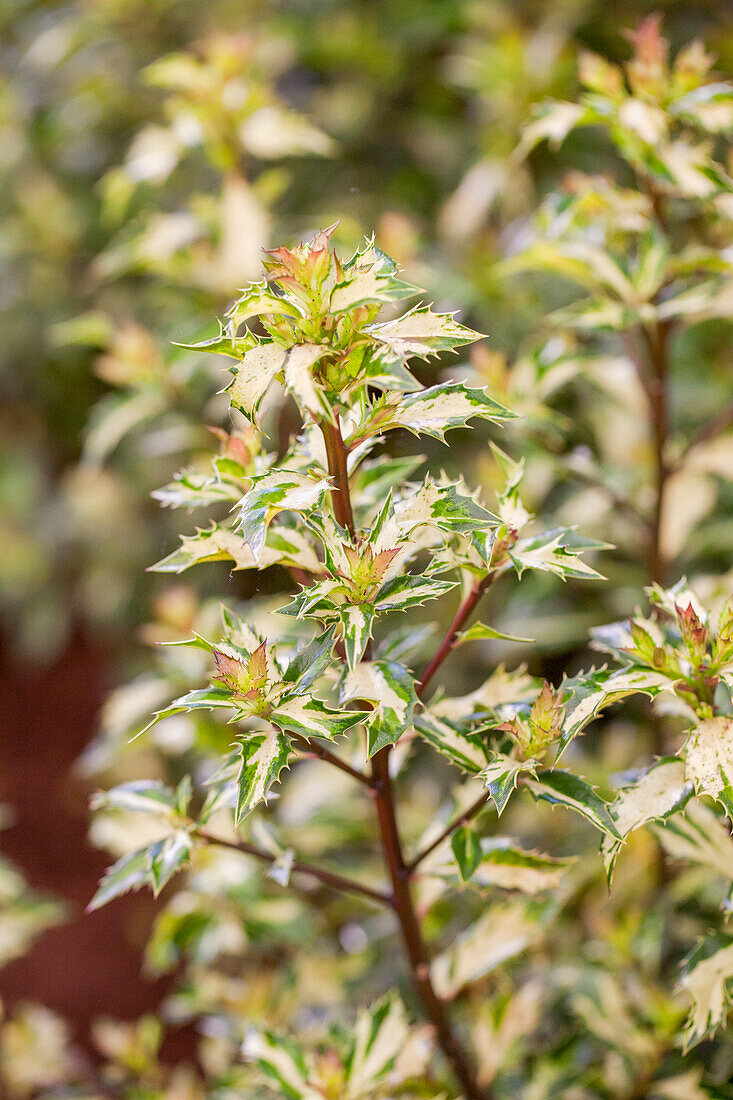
[288,729,372,786]
[195,829,391,906]
[417,571,498,699]
[407,790,492,874]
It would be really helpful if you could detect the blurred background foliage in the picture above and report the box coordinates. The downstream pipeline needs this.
[0,0,732,1096]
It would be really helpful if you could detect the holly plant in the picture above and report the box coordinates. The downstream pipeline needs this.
[87,226,733,1099]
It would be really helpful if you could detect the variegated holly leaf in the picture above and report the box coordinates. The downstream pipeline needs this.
[139,686,235,738]
[345,993,414,1098]
[243,1028,320,1100]
[237,472,329,558]
[481,753,534,814]
[152,469,243,510]
[679,933,733,1050]
[371,479,498,554]
[469,840,572,894]
[228,280,304,326]
[601,758,694,880]
[525,770,622,840]
[430,903,540,1000]
[91,778,191,820]
[373,573,457,612]
[330,240,418,313]
[281,631,338,695]
[281,343,333,422]
[341,660,417,756]
[510,528,608,581]
[348,382,516,445]
[438,836,573,894]
[172,319,245,359]
[339,603,377,671]
[367,305,484,360]
[228,341,288,417]
[652,799,733,880]
[683,717,733,815]
[413,712,491,775]
[515,101,590,159]
[559,666,672,753]
[89,831,192,910]
[234,729,291,823]
[270,696,368,743]
[151,522,322,576]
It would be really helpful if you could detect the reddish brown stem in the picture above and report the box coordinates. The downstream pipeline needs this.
[195,830,390,906]
[371,749,488,1100]
[418,572,498,699]
[323,416,489,1098]
[321,417,357,540]
[641,319,671,587]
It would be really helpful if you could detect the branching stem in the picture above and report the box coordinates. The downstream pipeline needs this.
[418,571,498,699]
[288,730,372,786]
[321,417,490,1100]
[195,829,391,906]
[407,789,492,873]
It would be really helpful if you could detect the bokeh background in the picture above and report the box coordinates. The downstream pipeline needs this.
[1,0,732,1087]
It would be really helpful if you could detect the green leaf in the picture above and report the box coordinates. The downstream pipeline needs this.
[282,631,337,694]
[437,836,573,893]
[341,660,417,756]
[526,770,621,840]
[414,712,490,775]
[456,622,534,646]
[152,469,243,510]
[684,717,733,815]
[234,729,291,824]
[469,840,572,894]
[371,480,498,554]
[236,472,329,559]
[271,697,368,742]
[601,758,693,880]
[451,826,483,882]
[88,848,152,911]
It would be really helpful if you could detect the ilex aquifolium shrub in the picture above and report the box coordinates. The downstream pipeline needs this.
[90,227,733,1099]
